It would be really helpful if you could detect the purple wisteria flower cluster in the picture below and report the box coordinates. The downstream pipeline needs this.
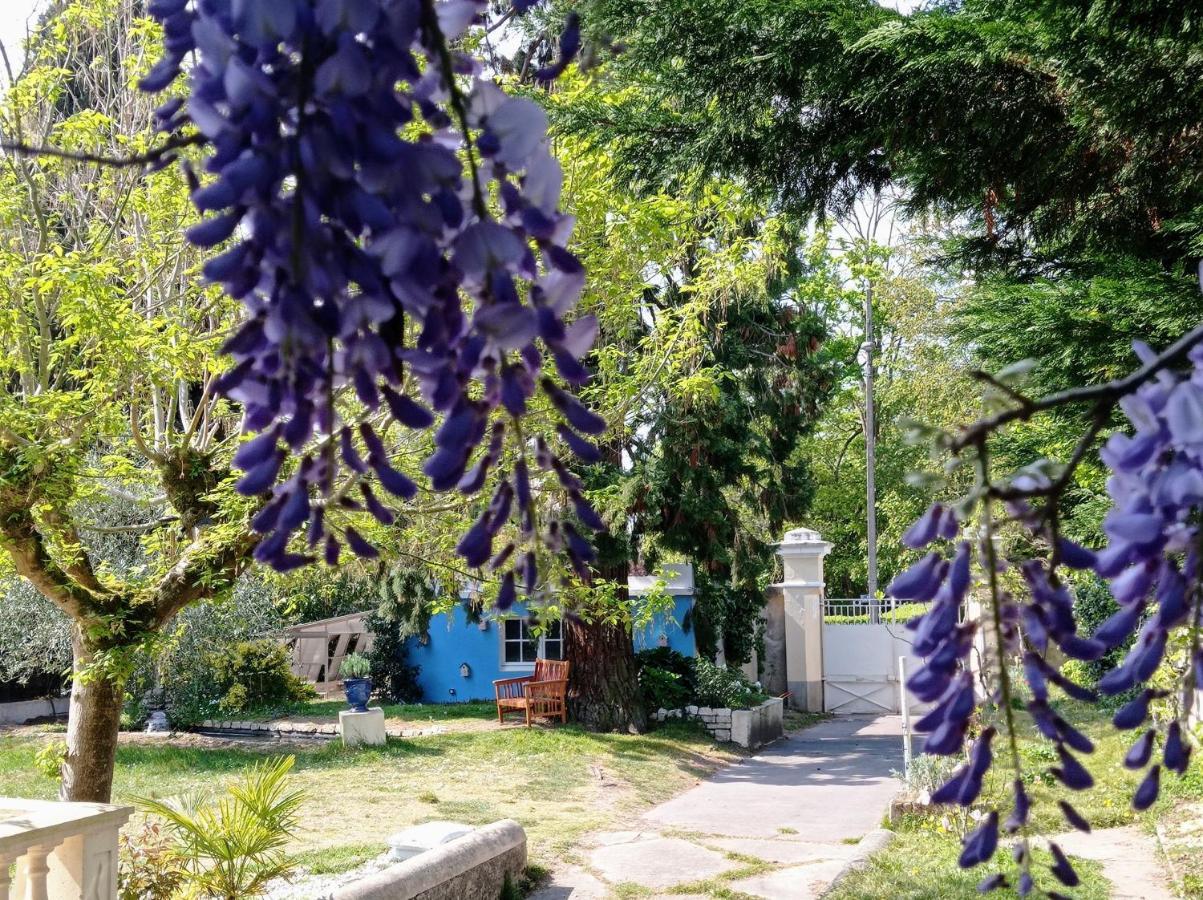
[139,0,597,591]
[891,339,1203,893]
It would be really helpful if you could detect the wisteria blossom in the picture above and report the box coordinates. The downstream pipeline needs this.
[139,0,597,589]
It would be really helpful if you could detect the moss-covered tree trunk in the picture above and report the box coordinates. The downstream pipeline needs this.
[60,632,125,803]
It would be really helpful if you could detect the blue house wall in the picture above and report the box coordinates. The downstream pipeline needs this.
[407,593,696,703]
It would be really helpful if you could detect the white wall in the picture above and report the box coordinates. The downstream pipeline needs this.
[0,696,69,725]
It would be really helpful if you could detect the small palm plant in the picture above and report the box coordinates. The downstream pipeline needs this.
[134,755,304,899]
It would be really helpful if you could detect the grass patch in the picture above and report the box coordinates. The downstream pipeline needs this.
[292,842,379,875]
[824,830,1110,899]
[0,719,737,876]
[782,709,829,732]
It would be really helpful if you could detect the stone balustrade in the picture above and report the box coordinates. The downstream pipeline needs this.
[0,798,131,900]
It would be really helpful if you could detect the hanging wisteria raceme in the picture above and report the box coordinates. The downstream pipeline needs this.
[891,330,1203,894]
[140,0,599,589]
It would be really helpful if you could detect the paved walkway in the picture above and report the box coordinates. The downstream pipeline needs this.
[532,715,908,899]
[1053,826,1175,900]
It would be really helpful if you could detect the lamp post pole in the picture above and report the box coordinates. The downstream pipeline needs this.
[863,279,879,623]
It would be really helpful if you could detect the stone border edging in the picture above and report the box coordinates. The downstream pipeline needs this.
[818,827,895,897]
[196,719,445,739]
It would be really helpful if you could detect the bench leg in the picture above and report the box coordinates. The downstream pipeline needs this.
[497,703,504,725]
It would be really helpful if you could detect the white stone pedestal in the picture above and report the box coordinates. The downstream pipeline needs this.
[339,707,386,747]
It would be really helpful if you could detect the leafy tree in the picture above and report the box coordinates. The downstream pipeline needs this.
[549,79,841,676]
[802,227,978,596]
[0,0,257,802]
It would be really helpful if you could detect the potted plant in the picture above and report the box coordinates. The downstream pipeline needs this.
[339,653,373,713]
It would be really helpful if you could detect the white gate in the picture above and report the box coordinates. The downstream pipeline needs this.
[821,598,926,715]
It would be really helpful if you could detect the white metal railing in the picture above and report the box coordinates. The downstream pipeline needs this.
[822,596,904,622]
[0,798,131,899]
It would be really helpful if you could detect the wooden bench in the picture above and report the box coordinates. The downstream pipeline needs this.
[493,658,570,727]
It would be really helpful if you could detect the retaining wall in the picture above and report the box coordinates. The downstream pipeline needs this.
[0,697,69,726]
[652,697,784,749]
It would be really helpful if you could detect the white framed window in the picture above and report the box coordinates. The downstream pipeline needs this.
[500,618,564,670]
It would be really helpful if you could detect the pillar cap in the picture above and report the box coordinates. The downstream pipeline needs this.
[776,527,833,558]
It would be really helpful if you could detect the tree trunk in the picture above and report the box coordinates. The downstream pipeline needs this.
[59,631,124,803]
[566,616,646,732]
[566,555,647,733]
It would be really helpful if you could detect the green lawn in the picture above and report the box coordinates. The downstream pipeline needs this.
[826,830,1110,899]
[0,720,739,877]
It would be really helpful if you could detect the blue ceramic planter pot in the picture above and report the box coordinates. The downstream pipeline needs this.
[344,677,372,713]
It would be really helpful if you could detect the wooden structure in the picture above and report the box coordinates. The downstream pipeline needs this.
[283,611,374,696]
[493,659,570,727]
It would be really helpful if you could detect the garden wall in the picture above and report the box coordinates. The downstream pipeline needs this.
[0,696,69,725]
[332,819,526,900]
[652,697,784,749]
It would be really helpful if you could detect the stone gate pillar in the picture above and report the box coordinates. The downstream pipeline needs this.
[775,527,832,712]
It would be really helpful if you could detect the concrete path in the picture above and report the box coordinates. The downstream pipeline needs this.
[532,715,908,899]
[1052,826,1175,900]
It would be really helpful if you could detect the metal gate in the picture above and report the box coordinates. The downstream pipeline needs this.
[821,598,924,715]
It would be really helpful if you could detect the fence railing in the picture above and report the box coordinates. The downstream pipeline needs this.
[822,597,924,623]
[0,798,131,899]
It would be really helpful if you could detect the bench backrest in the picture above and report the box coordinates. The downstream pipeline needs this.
[534,658,570,685]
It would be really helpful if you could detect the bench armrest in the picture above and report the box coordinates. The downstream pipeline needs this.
[494,675,534,701]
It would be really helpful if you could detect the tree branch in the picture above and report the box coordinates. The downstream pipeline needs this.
[0,509,93,620]
[0,132,202,169]
[151,529,258,628]
[951,320,1203,452]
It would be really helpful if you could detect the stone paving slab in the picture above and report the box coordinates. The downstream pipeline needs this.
[731,860,849,899]
[709,836,860,865]
[531,715,907,900]
[1053,826,1174,900]
[589,835,733,890]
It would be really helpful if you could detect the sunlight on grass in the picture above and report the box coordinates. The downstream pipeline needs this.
[0,719,737,874]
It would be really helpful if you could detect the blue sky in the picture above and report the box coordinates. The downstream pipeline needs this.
[1,0,42,77]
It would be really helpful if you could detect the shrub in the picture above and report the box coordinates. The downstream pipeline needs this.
[135,755,303,899]
[118,822,187,900]
[635,647,696,689]
[691,657,767,709]
[639,666,692,712]
[365,610,423,703]
[209,640,315,714]
[159,637,314,726]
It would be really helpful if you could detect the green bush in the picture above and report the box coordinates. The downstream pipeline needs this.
[636,647,696,689]
[639,666,692,712]
[691,657,767,710]
[159,638,314,726]
[210,640,315,714]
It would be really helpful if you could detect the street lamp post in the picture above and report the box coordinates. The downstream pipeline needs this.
[863,279,879,623]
